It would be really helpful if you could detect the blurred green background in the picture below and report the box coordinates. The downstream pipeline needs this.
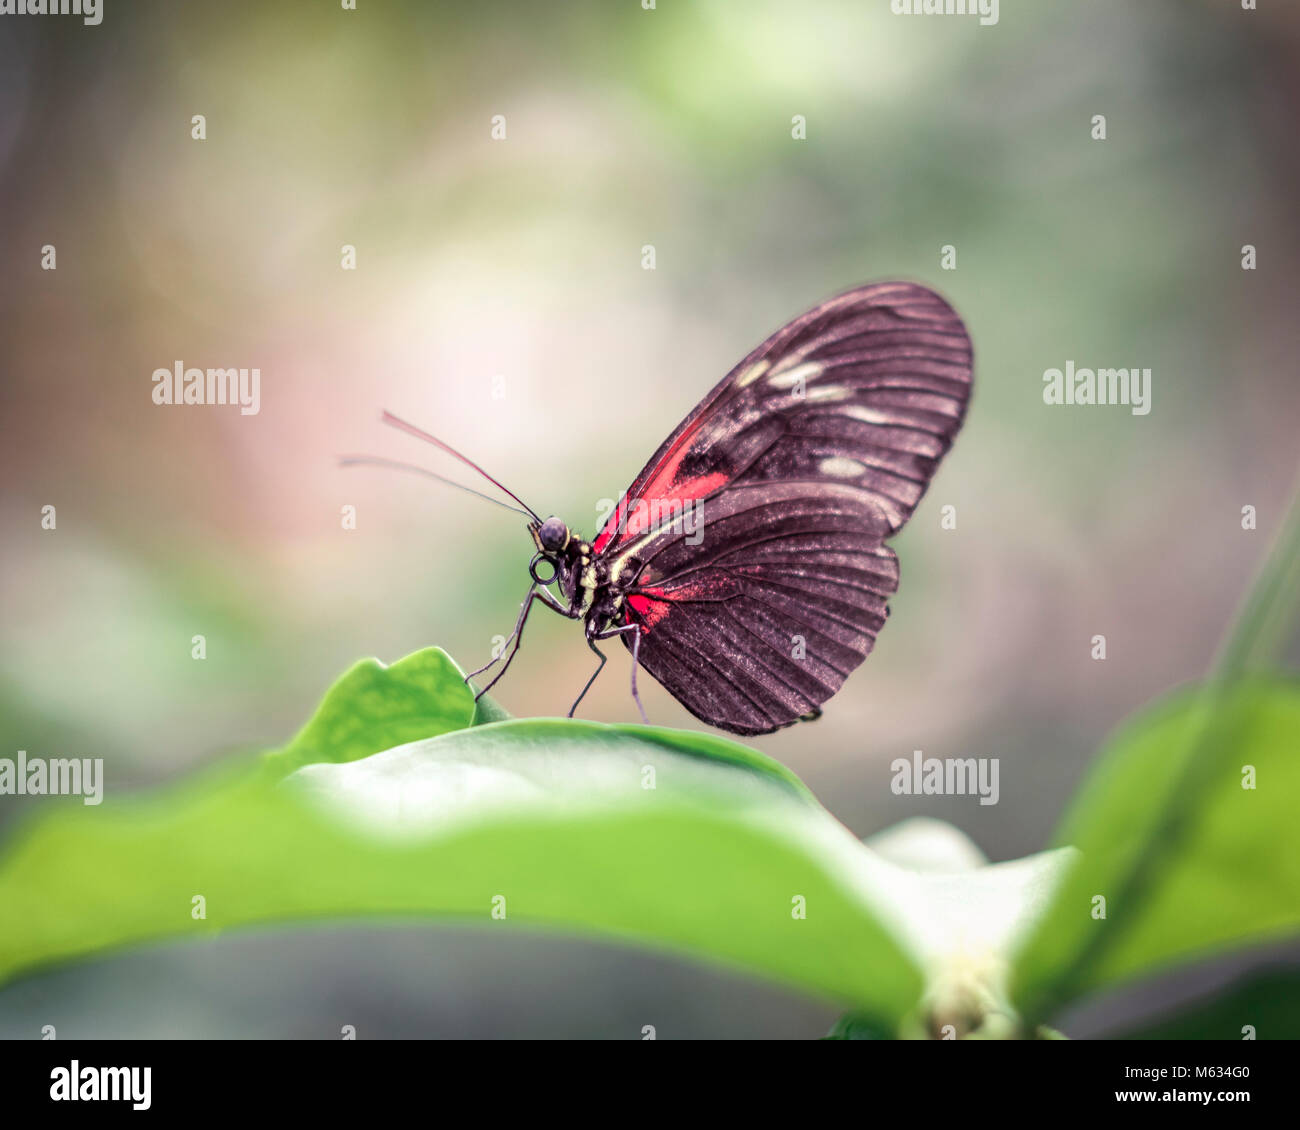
[1,0,1297,1037]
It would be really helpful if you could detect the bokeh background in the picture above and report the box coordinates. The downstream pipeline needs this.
[1,0,1298,1038]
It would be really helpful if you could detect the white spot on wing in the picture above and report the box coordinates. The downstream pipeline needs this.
[843,404,894,425]
[768,343,819,376]
[766,360,824,388]
[805,384,850,401]
[819,456,865,478]
[735,359,770,387]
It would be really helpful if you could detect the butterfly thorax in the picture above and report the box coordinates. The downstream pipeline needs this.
[556,538,602,614]
[529,518,616,626]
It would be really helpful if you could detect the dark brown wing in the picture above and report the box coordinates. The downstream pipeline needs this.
[599,282,973,735]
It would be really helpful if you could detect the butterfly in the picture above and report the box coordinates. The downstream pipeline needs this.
[347,282,973,736]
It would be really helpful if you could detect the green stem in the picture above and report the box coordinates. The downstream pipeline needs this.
[1207,470,1300,687]
[1022,466,1300,1027]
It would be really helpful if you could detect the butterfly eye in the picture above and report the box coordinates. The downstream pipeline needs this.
[537,517,568,551]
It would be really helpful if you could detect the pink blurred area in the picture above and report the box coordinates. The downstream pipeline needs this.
[1,0,1298,855]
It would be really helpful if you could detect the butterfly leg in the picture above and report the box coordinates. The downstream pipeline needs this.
[621,622,649,725]
[464,583,536,682]
[569,623,648,724]
[472,584,570,701]
[568,638,609,719]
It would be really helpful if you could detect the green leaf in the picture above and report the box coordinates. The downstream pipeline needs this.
[0,647,1088,1035]
[470,689,511,726]
[266,647,476,774]
[856,819,1077,1038]
[0,654,925,1025]
[1012,680,1300,1024]
[824,1011,889,1040]
[1108,967,1300,1040]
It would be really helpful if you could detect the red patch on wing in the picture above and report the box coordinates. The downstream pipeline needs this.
[626,591,671,632]
[622,473,728,539]
[594,416,726,553]
[595,472,729,553]
[636,425,708,509]
[625,572,741,633]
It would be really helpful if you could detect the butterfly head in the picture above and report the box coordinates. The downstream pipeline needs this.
[530,515,571,554]
[528,517,602,611]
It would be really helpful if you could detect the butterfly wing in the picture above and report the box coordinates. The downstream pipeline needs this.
[597,282,973,736]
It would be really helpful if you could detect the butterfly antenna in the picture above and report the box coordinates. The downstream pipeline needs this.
[380,410,542,522]
[339,456,533,518]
